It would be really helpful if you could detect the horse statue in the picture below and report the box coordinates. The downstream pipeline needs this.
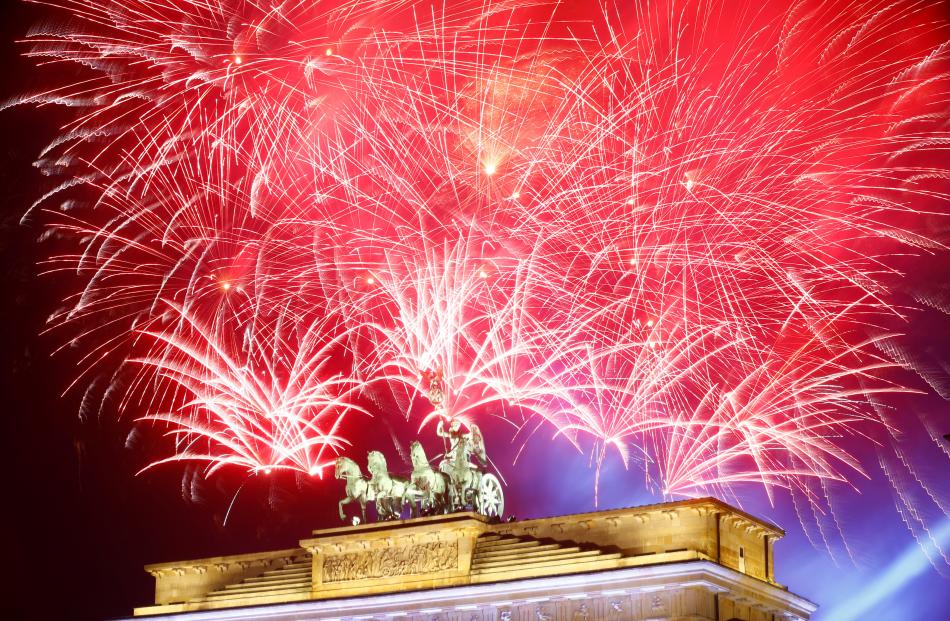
[436,419,503,517]
[335,456,371,523]
[334,421,504,523]
[437,419,484,508]
[367,450,416,520]
[409,440,450,515]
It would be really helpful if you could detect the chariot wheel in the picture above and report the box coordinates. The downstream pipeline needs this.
[476,473,504,517]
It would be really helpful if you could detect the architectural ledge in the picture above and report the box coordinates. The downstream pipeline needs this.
[128,562,816,621]
[132,498,812,620]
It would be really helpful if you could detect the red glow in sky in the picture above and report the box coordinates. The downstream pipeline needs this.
[12,0,950,577]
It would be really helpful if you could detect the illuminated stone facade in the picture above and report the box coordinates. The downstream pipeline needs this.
[126,498,816,621]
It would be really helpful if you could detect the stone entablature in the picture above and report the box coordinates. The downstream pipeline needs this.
[322,540,458,582]
[143,547,306,607]
[132,498,808,620]
[490,499,782,584]
[303,514,477,597]
[130,561,815,621]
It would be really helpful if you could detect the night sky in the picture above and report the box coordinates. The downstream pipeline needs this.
[3,2,950,621]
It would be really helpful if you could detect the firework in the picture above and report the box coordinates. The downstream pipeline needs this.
[16,0,950,564]
[133,302,367,477]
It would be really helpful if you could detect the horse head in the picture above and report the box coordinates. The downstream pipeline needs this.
[410,441,427,468]
[367,450,387,476]
[335,456,360,480]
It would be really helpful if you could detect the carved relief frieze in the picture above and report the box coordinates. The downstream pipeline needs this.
[534,606,553,621]
[323,541,458,582]
[571,602,590,621]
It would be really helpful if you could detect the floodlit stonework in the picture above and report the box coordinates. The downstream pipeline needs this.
[126,498,816,621]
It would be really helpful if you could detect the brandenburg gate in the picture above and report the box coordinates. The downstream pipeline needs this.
[126,497,816,621]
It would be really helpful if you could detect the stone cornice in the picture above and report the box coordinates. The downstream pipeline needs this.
[136,498,796,617]
[497,497,784,539]
[310,512,488,539]
[144,548,303,574]
[129,561,816,621]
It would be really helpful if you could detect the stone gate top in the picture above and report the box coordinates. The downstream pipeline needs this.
[132,497,815,621]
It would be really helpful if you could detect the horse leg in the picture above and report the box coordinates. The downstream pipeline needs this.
[390,497,401,520]
[413,488,425,517]
[403,485,415,519]
[448,484,458,512]
[338,497,348,522]
[435,474,447,514]
[409,492,419,519]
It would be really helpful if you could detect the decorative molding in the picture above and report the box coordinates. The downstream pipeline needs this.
[137,500,801,618]
[571,602,590,621]
[323,542,458,583]
[133,560,817,620]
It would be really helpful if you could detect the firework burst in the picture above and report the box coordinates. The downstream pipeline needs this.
[14,0,950,565]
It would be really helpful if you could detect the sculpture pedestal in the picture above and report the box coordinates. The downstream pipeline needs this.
[302,512,488,599]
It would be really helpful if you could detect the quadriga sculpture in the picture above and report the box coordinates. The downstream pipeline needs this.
[335,419,505,523]
[409,440,450,515]
[435,419,504,518]
[367,450,416,520]
[335,456,371,524]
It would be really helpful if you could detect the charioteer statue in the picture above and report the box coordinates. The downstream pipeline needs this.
[335,367,505,523]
